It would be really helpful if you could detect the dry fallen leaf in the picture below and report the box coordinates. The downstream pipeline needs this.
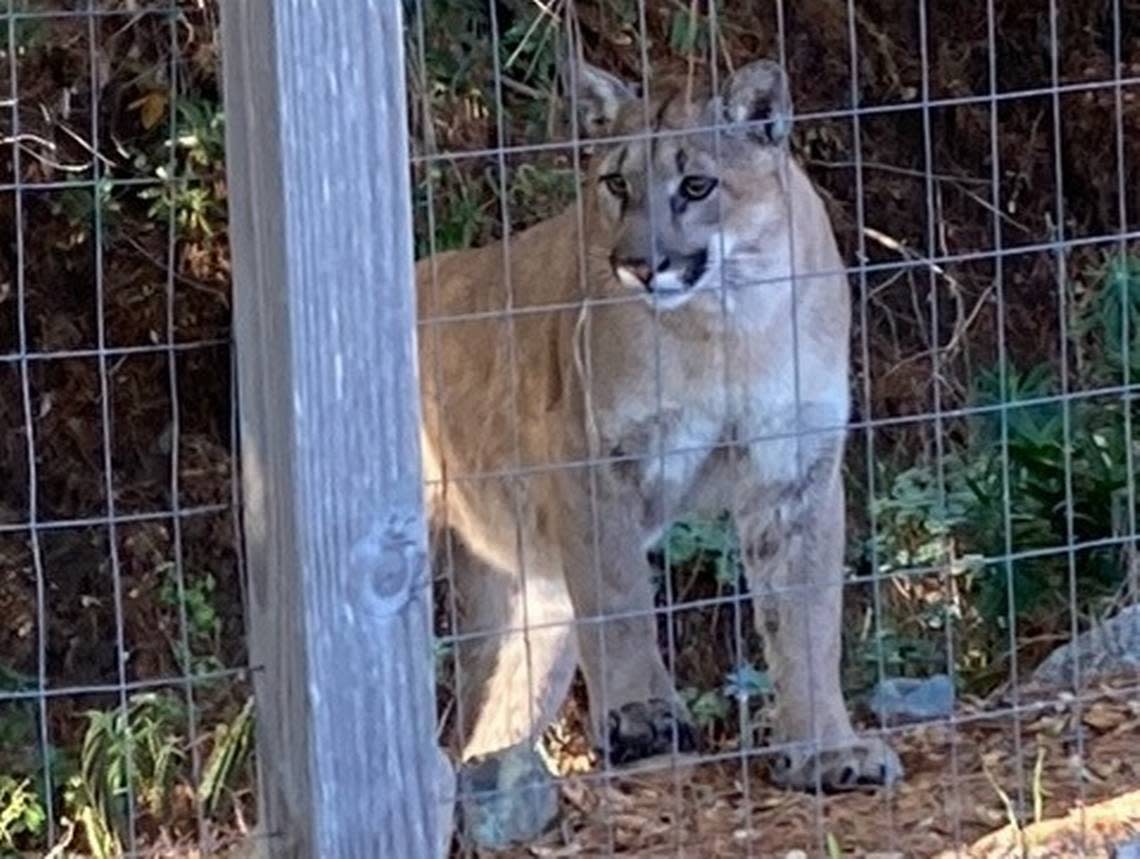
[1083,702,1125,732]
[130,90,170,131]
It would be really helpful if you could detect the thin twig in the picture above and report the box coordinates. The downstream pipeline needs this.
[119,231,226,299]
[35,103,116,169]
[12,142,90,173]
[810,157,990,186]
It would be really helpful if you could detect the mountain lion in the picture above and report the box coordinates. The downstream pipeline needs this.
[417,57,902,791]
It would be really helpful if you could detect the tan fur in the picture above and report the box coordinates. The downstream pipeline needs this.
[418,60,901,790]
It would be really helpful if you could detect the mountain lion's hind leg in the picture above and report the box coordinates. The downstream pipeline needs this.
[447,535,578,762]
[736,454,902,792]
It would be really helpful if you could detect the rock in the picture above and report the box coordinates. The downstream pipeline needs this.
[868,674,955,724]
[434,746,457,859]
[1033,605,1140,688]
[457,741,560,850]
[1115,838,1140,859]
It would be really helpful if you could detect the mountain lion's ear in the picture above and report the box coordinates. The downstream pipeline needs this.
[711,59,793,145]
[567,60,638,137]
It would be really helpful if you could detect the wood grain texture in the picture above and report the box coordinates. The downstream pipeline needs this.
[220,2,439,855]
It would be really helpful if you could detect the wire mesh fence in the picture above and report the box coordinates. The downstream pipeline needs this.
[0,1,253,856]
[412,0,1140,856]
[2,0,1139,856]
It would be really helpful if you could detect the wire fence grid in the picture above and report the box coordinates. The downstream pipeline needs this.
[0,2,253,857]
[0,0,1138,857]
[413,0,1140,856]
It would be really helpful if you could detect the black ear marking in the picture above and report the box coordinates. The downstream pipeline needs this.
[747,96,783,143]
[751,97,772,122]
[716,59,793,145]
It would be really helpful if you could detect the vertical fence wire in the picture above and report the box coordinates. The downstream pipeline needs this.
[408,11,473,859]
[484,0,541,767]
[1112,0,1137,615]
[1048,0,1091,849]
[562,17,619,856]
[158,3,206,846]
[5,0,56,846]
[630,2,689,847]
[704,4,756,852]
[986,0,1029,837]
[86,1,142,848]
[847,0,906,849]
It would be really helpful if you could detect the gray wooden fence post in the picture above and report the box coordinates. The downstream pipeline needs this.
[220,2,442,856]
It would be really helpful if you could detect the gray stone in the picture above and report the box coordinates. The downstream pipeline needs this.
[1033,604,1140,687]
[1113,838,1140,859]
[457,741,560,850]
[434,746,457,859]
[869,674,955,724]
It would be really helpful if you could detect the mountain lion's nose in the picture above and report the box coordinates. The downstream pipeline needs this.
[613,256,671,290]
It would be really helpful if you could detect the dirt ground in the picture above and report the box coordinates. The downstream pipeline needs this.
[457,680,1140,858]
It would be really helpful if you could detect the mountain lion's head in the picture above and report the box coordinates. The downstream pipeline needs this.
[570,58,794,309]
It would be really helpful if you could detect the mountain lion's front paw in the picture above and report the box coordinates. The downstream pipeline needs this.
[769,735,902,792]
[600,698,698,767]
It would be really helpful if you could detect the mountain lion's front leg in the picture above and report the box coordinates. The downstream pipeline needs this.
[557,471,698,768]
[737,447,903,792]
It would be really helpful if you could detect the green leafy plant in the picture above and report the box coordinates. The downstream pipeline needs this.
[861,251,1140,689]
[680,686,730,729]
[139,166,224,240]
[47,179,122,248]
[413,163,492,257]
[868,459,978,569]
[65,692,187,854]
[0,775,46,851]
[64,772,120,859]
[158,564,224,676]
[503,162,578,227]
[173,99,227,170]
[135,97,227,243]
[668,7,709,56]
[159,566,220,643]
[198,697,254,817]
[1076,253,1140,383]
[678,663,773,734]
[653,514,741,586]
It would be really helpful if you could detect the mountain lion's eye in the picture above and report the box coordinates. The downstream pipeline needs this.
[679,175,718,201]
[601,174,629,197]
